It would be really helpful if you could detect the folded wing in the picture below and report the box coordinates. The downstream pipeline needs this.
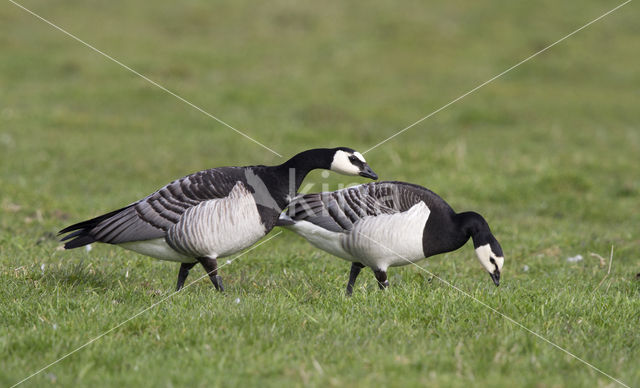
[284,182,424,232]
[59,167,246,248]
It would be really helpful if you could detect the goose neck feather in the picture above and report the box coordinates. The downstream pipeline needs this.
[277,148,335,189]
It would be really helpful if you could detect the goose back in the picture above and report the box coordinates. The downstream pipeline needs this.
[286,181,452,231]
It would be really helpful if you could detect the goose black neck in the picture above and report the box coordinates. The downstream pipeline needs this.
[455,211,492,249]
[278,148,334,192]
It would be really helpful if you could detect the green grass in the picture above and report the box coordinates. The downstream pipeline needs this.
[1,0,639,386]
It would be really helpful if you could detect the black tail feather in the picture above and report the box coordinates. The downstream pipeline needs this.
[60,229,85,242]
[59,205,133,249]
[63,235,96,249]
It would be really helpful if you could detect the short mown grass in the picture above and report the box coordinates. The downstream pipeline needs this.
[1,0,639,386]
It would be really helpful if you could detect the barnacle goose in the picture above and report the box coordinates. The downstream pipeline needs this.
[277,181,505,294]
[59,147,378,291]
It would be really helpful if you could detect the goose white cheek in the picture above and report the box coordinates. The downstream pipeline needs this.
[475,244,503,273]
[330,150,362,176]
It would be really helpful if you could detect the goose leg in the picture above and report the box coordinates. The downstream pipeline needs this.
[373,269,389,290]
[197,256,224,291]
[346,262,365,296]
[176,262,197,291]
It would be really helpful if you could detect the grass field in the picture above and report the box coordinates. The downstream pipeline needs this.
[1,0,639,386]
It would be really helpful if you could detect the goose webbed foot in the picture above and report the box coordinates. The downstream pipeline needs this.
[213,275,224,292]
[346,262,365,296]
[197,256,224,292]
[373,269,389,290]
[176,262,197,291]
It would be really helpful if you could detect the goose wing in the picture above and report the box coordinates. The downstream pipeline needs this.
[59,167,248,248]
[285,182,424,233]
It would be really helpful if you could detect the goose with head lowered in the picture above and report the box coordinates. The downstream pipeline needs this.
[59,147,378,291]
[277,181,504,295]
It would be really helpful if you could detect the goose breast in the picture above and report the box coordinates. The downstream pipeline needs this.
[342,201,430,270]
[166,182,267,259]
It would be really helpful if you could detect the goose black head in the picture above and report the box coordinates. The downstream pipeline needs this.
[460,212,505,286]
[329,147,378,180]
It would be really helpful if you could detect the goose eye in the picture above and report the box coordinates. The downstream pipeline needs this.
[489,258,496,265]
[348,155,358,163]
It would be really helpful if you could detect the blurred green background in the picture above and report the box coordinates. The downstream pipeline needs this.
[1,0,638,387]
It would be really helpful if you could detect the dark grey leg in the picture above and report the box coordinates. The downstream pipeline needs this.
[197,257,224,291]
[346,262,365,296]
[176,262,197,291]
[373,269,389,290]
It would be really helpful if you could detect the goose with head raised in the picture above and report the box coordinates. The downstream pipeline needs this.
[59,147,378,291]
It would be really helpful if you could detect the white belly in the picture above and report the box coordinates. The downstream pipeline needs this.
[286,220,356,261]
[119,238,194,263]
[286,202,430,271]
[342,202,430,270]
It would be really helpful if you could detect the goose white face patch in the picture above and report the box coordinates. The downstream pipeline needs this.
[475,244,504,273]
[330,150,364,176]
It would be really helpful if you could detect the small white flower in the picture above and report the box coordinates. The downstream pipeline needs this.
[226,260,231,265]
[125,270,129,278]
[52,323,58,330]
[235,298,241,304]
[40,264,45,273]
[85,244,92,252]
[567,254,583,263]
[523,265,529,272]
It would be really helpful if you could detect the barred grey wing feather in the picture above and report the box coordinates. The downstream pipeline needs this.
[60,167,247,247]
[287,183,415,233]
